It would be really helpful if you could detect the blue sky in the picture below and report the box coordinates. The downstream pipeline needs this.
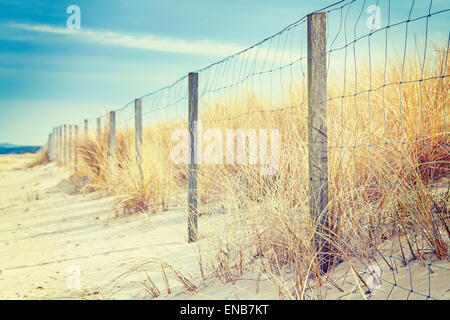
[0,0,448,145]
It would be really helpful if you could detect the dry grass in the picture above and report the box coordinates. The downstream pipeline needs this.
[0,153,38,173]
[62,48,449,298]
[74,122,184,213]
[25,148,49,169]
[94,258,198,299]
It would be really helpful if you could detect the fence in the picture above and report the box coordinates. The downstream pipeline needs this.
[45,0,449,299]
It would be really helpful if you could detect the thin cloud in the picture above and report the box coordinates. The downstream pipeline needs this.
[7,22,247,57]
[6,22,301,65]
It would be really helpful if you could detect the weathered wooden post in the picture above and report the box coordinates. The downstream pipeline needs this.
[47,133,52,161]
[307,12,330,274]
[108,111,116,166]
[53,128,57,162]
[75,125,79,170]
[59,126,62,166]
[49,129,54,162]
[135,99,143,181]
[97,117,101,142]
[55,127,58,164]
[51,130,55,161]
[63,125,67,167]
[188,72,198,243]
[84,119,88,139]
[56,127,59,162]
[68,125,72,168]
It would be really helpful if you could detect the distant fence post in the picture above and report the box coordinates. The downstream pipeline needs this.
[135,99,143,181]
[97,117,101,142]
[58,126,60,165]
[307,12,330,274]
[108,111,116,166]
[84,119,88,139]
[59,126,62,166]
[49,129,54,162]
[188,72,199,243]
[53,128,57,162]
[47,133,52,161]
[68,125,72,168]
[75,125,79,170]
[63,125,67,166]
[55,128,58,164]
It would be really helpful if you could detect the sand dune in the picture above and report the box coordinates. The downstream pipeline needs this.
[0,155,448,300]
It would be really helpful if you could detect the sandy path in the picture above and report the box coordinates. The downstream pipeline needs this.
[0,158,289,300]
[0,156,448,300]
[0,158,203,299]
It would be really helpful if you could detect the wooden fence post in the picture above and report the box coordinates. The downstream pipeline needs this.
[307,12,330,274]
[97,117,101,142]
[75,125,79,170]
[59,126,62,166]
[55,127,58,164]
[68,125,72,168]
[49,129,54,162]
[108,111,116,166]
[47,133,52,161]
[63,125,67,166]
[188,72,198,243]
[53,128,57,162]
[84,119,88,139]
[135,99,143,181]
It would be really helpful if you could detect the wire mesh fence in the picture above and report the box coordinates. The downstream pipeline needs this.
[46,0,449,299]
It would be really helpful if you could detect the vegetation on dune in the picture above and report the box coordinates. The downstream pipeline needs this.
[25,147,49,168]
[48,49,449,298]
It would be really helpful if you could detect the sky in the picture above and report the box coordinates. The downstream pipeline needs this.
[0,0,448,145]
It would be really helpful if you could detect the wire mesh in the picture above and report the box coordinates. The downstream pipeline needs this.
[47,0,449,300]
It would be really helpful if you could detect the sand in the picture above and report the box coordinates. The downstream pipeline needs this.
[0,154,448,300]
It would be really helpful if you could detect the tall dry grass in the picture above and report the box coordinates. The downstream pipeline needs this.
[74,121,185,213]
[70,49,448,298]
[26,146,49,168]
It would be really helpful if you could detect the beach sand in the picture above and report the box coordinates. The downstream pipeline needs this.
[0,154,448,300]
